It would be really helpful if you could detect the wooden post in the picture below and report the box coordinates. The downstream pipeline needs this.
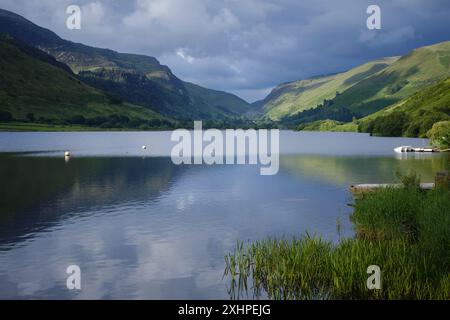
[435,172,450,189]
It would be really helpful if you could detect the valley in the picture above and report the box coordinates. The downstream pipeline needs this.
[0,8,449,142]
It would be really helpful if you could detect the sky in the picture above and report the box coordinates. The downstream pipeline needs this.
[1,0,450,102]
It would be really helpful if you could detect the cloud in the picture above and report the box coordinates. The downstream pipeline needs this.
[359,26,416,47]
[175,48,195,64]
[1,0,449,101]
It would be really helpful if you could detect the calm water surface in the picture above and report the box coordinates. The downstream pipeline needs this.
[0,131,448,299]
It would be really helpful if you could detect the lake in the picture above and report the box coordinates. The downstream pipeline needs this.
[0,131,448,299]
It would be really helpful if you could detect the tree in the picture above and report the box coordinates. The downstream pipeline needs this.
[371,112,409,137]
[427,121,450,149]
[26,113,35,122]
[0,111,13,122]
[70,115,86,125]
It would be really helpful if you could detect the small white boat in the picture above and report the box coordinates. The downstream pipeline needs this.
[394,146,414,153]
[394,146,436,153]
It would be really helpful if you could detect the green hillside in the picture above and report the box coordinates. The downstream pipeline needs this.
[0,8,252,119]
[262,57,398,119]
[0,34,163,123]
[297,119,357,132]
[263,41,450,120]
[184,82,253,117]
[331,41,450,116]
[356,77,450,137]
[299,76,450,139]
[78,68,196,118]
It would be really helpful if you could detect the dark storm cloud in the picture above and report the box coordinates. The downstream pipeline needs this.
[1,0,449,101]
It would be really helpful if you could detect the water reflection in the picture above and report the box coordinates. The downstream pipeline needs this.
[281,153,449,185]
[0,156,183,246]
[0,149,448,299]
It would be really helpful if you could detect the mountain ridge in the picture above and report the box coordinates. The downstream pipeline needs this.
[0,8,253,120]
[261,41,450,121]
[261,56,399,119]
[298,76,450,138]
[1,7,449,134]
[0,33,164,124]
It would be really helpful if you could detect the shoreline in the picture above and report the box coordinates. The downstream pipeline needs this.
[224,178,450,300]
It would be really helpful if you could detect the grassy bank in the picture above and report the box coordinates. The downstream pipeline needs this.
[0,118,281,132]
[224,176,450,300]
[297,119,358,132]
[0,122,95,132]
[0,121,176,132]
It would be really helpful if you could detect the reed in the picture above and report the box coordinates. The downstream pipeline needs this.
[224,176,450,300]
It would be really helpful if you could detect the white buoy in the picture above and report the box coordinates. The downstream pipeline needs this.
[64,151,71,157]
[142,145,147,150]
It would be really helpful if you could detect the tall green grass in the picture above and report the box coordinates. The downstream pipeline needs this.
[224,177,450,299]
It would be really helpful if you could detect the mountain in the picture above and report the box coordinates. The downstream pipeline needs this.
[0,33,163,124]
[298,76,450,137]
[259,57,398,119]
[261,41,450,120]
[0,8,252,120]
[183,82,253,116]
[356,76,450,137]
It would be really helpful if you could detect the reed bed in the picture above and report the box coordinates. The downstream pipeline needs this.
[224,175,450,300]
